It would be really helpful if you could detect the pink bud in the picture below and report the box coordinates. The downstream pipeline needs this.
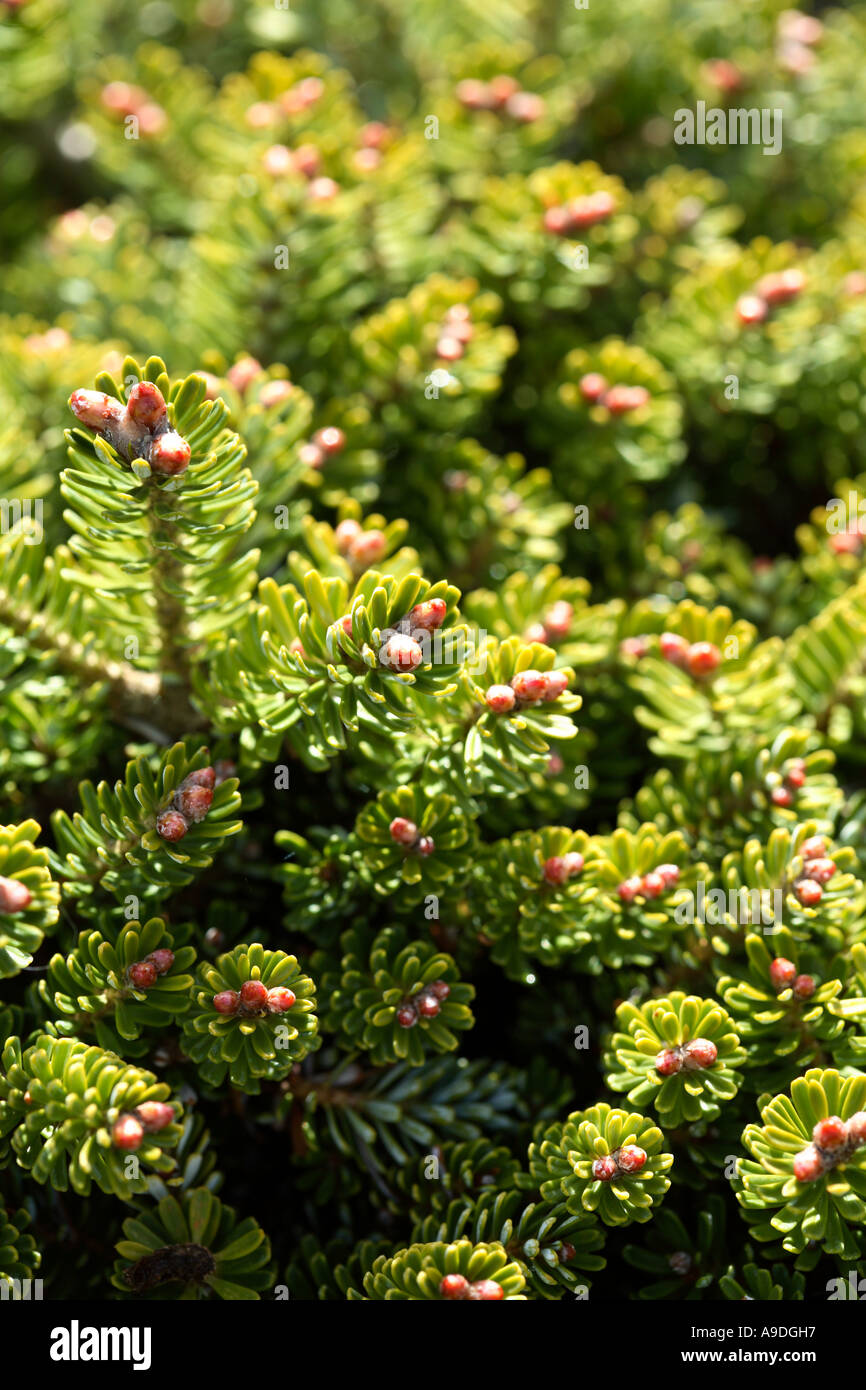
[616,1144,647,1174]
[0,876,32,914]
[227,357,262,394]
[802,857,835,884]
[389,817,418,846]
[307,177,340,202]
[348,529,387,567]
[793,1145,825,1182]
[156,810,188,843]
[737,294,768,326]
[69,389,125,430]
[408,598,447,631]
[135,1102,175,1133]
[592,1155,619,1182]
[213,990,239,1015]
[510,670,548,702]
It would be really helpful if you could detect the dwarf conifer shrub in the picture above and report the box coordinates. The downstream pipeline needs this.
[2,0,866,1306]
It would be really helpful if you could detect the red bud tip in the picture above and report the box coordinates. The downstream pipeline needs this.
[128,961,158,989]
[686,641,721,677]
[380,633,423,671]
[239,980,269,1010]
[769,957,797,991]
[616,1144,647,1174]
[659,632,690,666]
[213,990,240,1015]
[149,432,191,476]
[312,426,345,454]
[485,683,517,713]
[147,948,175,975]
[408,598,447,631]
[266,987,296,1013]
[618,876,643,904]
[795,879,823,907]
[592,1155,619,1181]
[125,381,167,429]
[813,1116,847,1151]
[112,1115,144,1151]
[156,809,188,843]
[510,669,547,701]
[69,389,125,429]
[802,857,835,884]
[174,783,213,824]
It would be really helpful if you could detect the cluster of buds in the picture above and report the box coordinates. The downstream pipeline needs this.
[542,852,584,886]
[578,373,650,415]
[261,140,339,200]
[389,816,435,858]
[335,522,386,576]
[617,862,680,904]
[768,956,816,1000]
[156,767,215,844]
[0,875,31,914]
[484,668,569,713]
[245,77,325,127]
[655,1037,718,1077]
[377,597,448,671]
[101,82,166,136]
[126,948,175,991]
[455,74,545,123]
[435,303,474,363]
[439,1273,504,1300]
[648,631,722,678]
[591,1144,647,1181]
[69,381,192,476]
[543,189,616,236]
[396,979,450,1029]
[24,326,70,355]
[828,516,866,557]
[298,424,346,472]
[736,268,806,326]
[279,75,325,115]
[793,1111,866,1183]
[111,1101,176,1152]
[764,757,809,809]
[213,978,296,1018]
[777,8,823,76]
[523,600,574,645]
[792,835,836,908]
[353,121,390,173]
